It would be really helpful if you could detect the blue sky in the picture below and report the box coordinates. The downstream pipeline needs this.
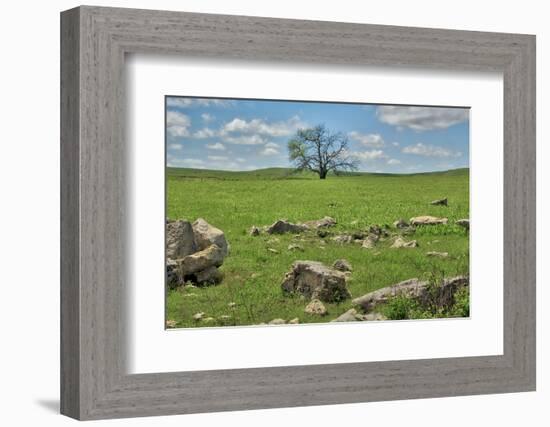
[165,97,469,173]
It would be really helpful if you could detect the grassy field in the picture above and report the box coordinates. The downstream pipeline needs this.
[166,167,469,328]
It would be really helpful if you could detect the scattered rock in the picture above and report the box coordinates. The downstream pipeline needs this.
[332,234,353,244]
[281,261,351,303]
[391,236,418,248]
[166,319,177,328]
[202,317,216,324]
[456,219,470,230]
[410,215,448,226]
[228,302,237,308]
[430,197,448,206]
[317,229,330,238]
[393,218,409,229]
[363,313,388,321]
[331,308,362,322]
[369,225,389,238]
[268,318,286,325]
[351,230,367,240]
[288,244,304,252]
[249,226,260,236]
[303,216,337,229]
[426,251,449,258]
[193,218,229,257]
[219,315,232,322]
[353,275,468,312]
[267,248,279,254]
[193,312,205,321]
[333,259,352,272]
[288,318,300,324]
[267,219,308,234]
[304,299,328,316]
[361,237,377,249]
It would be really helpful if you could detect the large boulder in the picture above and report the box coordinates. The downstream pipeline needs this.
[410,215,448,226]
[166,219,196,259]
[352,276,468,312]
[193,218,229,257]
[166,218,229,287]
[281,261,351,303]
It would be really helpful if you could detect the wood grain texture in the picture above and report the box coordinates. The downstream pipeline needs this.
[60,6,536,420]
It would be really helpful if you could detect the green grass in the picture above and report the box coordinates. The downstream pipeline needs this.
[166,167,469,328]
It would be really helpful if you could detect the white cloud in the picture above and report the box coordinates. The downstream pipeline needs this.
[224,134,267,145]
[353,150,388,161]
[206,142,226,151]
[221,115,305,137]
[166,111,191,137]
[392,142,400,147]
[236,157,246,163]
[402,143,461,158]
[193,127,216,139]
[208,155,229,162]
[201,113,214,123]
[377,106,469,131]
[167,157,205,168]
[261,147,279,156]
[168,143,182,151]
[166,98,193,108]
[348,131,385,147]
[387,158,401,165]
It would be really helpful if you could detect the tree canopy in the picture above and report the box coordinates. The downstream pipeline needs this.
[287,124,359,179]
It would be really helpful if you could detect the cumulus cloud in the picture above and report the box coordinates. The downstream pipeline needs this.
[223,134,267,145]
[353,150,388,161]
[201,113,214,123]
[221,115,305,138]
[208,155,229,162]
[168,143,183,151]
[377,106,469,131]
[260,142,281,156]
[348,131,385,147]
[167,157,205,168]
[402,143,461,158]
[193,128,217,139]
[206,142,226,151]
[387,158,401,165]
[166,111,191,137]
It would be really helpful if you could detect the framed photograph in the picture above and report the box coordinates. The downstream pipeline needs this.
[61,6,536,420]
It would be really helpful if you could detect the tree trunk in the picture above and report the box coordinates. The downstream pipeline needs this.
[319,170,327,179]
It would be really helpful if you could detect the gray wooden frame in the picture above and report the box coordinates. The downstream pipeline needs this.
[60,5,536,421]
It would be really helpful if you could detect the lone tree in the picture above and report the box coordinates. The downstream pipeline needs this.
[287,124,358,179]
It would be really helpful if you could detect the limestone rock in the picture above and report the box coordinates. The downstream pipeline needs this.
[288,244,304,252]
[281,261,351,303]
[195,265,223,285]
[332,234,353,244]
[332,308,362,322]
[426,251,449,258]
[391,236,418,248]
[430,197,448,206]
[249,226,260,236]
[393,218,409,229]
[456,218,470,230]
[166,219,196,259]
[333,259,352,272]
[178,244,224,276]
[193,218,229,257]
[302,216,337,229]
[266,219,308,234]
[193,312,205,321]
[288,318,300,324]
[410,215,448,226]
[304,299,328,316]
[353,276,468,312]
[363,313,388,321]
[268,318,286,325]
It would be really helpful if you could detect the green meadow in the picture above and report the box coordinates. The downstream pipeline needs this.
[166,167,469,328]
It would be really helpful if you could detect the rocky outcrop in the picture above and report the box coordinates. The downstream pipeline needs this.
[304,299,328,315]
[410,215,448,226]
[333,259,352,272]
[166,218,229,287]
[281,261,351,303]
[353,276,468,312]
[302,216,337,229]
[393,218,409,229]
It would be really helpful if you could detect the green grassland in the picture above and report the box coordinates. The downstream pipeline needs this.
[166,167,469,328]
